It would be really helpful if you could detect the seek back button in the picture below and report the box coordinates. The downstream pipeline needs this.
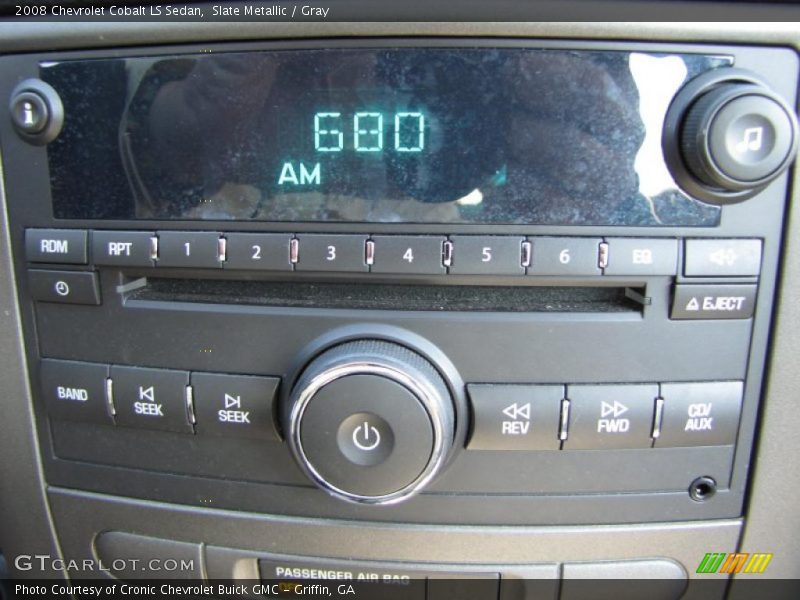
[671,284,757,320]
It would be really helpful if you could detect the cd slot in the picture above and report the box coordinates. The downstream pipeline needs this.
[127,278,645,313]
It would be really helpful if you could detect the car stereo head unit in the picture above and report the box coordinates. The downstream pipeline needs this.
[0,39,797,524]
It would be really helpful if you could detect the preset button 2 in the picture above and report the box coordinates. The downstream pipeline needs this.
[110,366,192,433]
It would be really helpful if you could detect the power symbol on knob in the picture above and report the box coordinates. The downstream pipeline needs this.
[352,421,381,451]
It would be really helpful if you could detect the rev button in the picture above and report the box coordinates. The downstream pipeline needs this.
[467,384,562,450]
[191,372,280,439]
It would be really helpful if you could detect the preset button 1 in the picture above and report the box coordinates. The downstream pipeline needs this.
[157,231,221,269]
[110,366,192,433]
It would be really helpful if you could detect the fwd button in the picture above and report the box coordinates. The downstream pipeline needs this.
[563,384,658,450]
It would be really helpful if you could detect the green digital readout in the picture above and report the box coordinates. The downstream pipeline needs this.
[313,111,426,153]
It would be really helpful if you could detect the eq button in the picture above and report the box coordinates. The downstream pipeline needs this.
[563,384,658,450]
[604,238,679,276]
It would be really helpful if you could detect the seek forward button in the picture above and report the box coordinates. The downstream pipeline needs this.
[191,372,280,439]
[467,385,563,451]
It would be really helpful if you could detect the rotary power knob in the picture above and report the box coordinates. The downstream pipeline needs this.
[283,340,455,505]
[664,69,799,204]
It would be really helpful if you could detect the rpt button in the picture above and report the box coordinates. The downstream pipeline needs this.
[92,231,155,267]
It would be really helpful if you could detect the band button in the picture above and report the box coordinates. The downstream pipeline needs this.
[92,231,155,267]
[527,237,602,276]
[40,359,111,425]
[449,236,525,276]
[371,236,446,275]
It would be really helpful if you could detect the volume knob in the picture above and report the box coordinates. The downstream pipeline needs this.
[283,340,455,505]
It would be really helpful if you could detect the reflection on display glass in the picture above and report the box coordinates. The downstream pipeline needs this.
[42,48,730,225]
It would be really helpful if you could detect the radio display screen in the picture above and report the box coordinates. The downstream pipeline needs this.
[41,47,728,226]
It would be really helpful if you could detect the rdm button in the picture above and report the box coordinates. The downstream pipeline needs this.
[671,284,756,320]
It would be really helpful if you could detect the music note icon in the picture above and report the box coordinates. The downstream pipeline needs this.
[734,126,764,154]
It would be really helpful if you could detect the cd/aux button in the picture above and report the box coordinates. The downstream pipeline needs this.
[655,382,743,448]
